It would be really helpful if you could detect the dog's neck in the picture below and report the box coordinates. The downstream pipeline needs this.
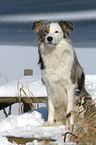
[39,38,72,56]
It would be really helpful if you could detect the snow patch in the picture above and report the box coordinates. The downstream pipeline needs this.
[85,75,96,102]
[0,110,67,145]
[0,75,96,144]
[0,75,47,97]
[0,136,15,145]
[0,111,44,133]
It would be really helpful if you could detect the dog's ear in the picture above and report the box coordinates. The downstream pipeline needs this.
[59,21,73,39]
[32,21,44,33]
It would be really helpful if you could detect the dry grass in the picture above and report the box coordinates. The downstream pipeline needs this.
[69,100,96,145]
[17,79,40,114]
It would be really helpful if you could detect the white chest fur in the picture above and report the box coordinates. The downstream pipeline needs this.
[41,39,74,86]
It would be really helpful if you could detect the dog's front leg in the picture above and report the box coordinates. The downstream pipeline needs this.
[66,85,75,128]
[44,97,55,126]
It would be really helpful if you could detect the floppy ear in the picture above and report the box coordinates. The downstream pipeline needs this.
[59,21,73,39]
[32,21,44,33]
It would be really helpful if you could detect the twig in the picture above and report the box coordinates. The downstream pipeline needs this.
[64,132,78,142]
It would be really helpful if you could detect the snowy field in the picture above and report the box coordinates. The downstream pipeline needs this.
[0,75,96,145]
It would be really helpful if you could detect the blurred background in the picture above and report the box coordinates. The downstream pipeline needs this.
[0,0,96,84]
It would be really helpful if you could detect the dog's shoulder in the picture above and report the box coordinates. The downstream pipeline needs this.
[70,51,88,97]
[70,51,84,84]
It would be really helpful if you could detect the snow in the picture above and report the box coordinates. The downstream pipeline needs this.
[0,111,44,132]
[85,75,96,102]
[0,76,47,97]
[0,136,15,145]
[0,108,67,145]
[0,75,95,144]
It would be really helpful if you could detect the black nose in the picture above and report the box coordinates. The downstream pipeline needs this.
[47,36,53,42]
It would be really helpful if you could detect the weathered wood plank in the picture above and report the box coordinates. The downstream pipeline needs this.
[0,97,46,103]
[0,97,46,110]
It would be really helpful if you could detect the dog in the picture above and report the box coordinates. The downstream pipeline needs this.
[32,20,92,127]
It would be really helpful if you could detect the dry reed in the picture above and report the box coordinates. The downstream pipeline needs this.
[17,79,40,114]
[69,97,96,144]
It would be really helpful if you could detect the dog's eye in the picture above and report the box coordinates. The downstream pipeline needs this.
[55,31,59,33]
[43,29,48,36]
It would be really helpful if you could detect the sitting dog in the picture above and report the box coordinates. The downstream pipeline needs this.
[32,20,92,126]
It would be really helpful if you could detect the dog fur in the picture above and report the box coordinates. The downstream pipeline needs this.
[32,20,92,126]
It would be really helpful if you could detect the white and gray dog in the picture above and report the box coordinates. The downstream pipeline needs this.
[32,20,92,127]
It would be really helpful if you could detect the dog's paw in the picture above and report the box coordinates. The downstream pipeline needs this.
[44,121,54,126]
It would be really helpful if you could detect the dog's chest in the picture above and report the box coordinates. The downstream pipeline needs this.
[42,46,74,84]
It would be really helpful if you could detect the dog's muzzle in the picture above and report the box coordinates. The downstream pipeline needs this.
[45,35,57,46]
[47,36,53,42]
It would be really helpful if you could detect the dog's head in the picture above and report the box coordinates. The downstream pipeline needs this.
[32,20,73,46]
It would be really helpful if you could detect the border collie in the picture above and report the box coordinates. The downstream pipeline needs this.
[32,21,92,127]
